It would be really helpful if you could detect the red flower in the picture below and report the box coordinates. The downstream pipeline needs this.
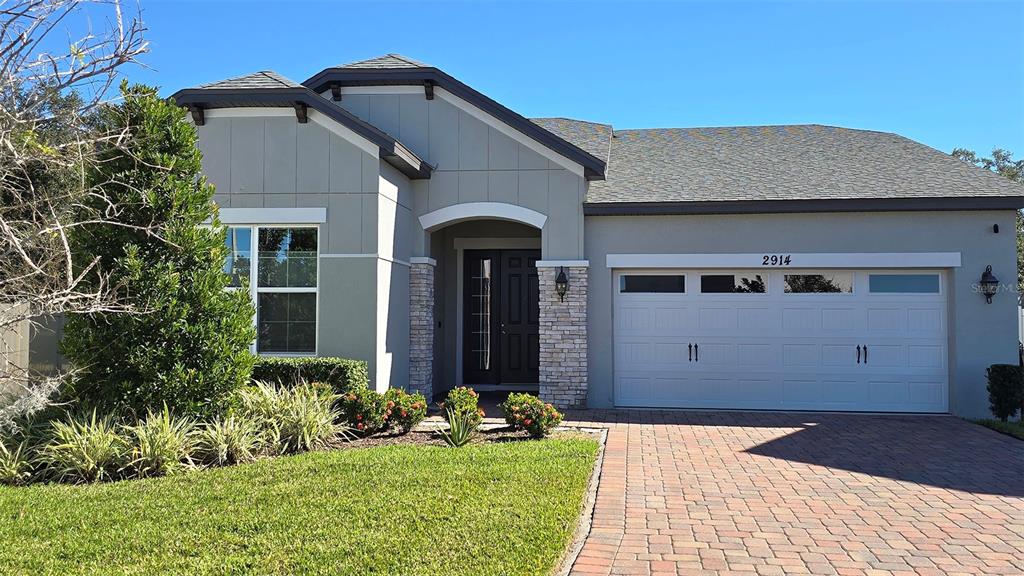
[387,401,395,409]
[356,414,363,421]
[356,423,365,430]
[401,410,408,418]
[523,419,533,426]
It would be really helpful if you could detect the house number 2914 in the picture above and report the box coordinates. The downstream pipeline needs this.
[762,254,792,266]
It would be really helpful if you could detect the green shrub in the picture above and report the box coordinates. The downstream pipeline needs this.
[438,408,477,448]
[124,406,195,478]
[383,389,427,434]
[193,415,265,466]
[440,387,483,430]
[237,382,348,453]
[500,393,563,438]
[251,357,369,394]
[61,84,255,418]
[0,440,32,486]
[42,410,128,483]
[337,388,388,435]
[987,364,1024,422]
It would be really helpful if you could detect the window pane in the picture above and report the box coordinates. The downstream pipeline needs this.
[701,274,766,293]
[620,275,685,293]
[869,274,940,293]
[258,293,316,353]
[223,227,252,288]
[258,228,318,288]
[784,273,853,293]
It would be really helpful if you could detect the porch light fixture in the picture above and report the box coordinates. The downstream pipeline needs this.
[555,267,569,302]
[980,265,999,303]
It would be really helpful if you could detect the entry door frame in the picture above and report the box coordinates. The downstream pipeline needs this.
[454,237,541,390]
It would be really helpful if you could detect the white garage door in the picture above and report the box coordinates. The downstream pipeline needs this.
[613,269,949,412]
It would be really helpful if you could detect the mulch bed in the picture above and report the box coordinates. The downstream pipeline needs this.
[328,426,595,450]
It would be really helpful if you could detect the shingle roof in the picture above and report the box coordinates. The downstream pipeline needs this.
[338,54,431,69]
[197,71,302,90]
[531,118,613,164]
[584,124,1024,204]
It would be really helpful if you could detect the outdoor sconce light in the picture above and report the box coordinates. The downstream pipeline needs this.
[980,265,1000,304]
[555,267,569,302]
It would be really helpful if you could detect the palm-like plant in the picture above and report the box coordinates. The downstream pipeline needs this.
[437,408,478,448]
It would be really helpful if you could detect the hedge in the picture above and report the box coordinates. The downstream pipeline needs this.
[986,364,1024,422]
[251,357,369,394]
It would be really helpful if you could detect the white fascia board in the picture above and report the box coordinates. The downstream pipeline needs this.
[419,202,547,231]
[218,207,326,225]
[536,260,590,268]
[606,252,963,269]
[433,87,585,178]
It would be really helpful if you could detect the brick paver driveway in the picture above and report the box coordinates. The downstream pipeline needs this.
[563,410,1024,576]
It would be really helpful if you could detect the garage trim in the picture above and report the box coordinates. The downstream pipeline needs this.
[607,252,962,269]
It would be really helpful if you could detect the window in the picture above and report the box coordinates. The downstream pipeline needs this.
[620,275,685,293]
[224,226,318,354]
[869,274,939,294]
[784,273,854,293]
[701,273,765,293]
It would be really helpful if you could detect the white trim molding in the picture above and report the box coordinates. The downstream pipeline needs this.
[606,252,963,269]
[419,202,547,232]
[410,257,437,266]
[536,260,590,268]
[219,207,327,225]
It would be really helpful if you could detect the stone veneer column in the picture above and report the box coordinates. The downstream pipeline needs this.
[409,257,435,401]
[538,264,588,409]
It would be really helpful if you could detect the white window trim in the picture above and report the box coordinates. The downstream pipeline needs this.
[227,224,320,357]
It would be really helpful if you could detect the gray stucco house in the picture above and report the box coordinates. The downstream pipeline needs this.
[171,54,1024,418]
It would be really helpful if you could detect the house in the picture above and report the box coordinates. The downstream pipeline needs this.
[170,54,1024,418]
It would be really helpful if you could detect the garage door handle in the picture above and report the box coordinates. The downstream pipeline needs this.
[856,345,861,364]
[688,343,692,362]
[694,344,699,362]
[863,345,868,364]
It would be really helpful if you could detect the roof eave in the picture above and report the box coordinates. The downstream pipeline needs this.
[583,196,1024,216]
[303,67,607,180]
[169,87,431,180]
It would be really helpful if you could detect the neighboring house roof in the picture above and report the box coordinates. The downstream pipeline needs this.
[530,118,613,165]
[576,124,1024,214]
[303,57,608,181]
[170,71,431,179]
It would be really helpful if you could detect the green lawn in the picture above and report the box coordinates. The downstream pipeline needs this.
[0,437,599,576]
[975,419,1024,441]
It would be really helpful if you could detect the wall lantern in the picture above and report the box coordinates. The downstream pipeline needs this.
[555,267,569,302]
[980,265,1000,304]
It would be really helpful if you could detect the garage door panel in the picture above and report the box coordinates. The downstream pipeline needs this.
[613,268,949,413]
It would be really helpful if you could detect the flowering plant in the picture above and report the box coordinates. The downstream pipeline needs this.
[439,386,483,430]
[383,388,427,434]
[336,388,387,435]
[500,393,562,438]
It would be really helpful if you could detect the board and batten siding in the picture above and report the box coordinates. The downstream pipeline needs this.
[194,113,413,392]
[333,91,586,260]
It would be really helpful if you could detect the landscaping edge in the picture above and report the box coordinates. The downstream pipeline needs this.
[554,427,609,576]
[972,419,1024,441]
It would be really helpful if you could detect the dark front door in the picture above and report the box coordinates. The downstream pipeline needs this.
[463,249,540,385]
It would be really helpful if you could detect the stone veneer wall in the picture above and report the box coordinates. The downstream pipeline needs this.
[538,266,588,408]
[409,260,435,400]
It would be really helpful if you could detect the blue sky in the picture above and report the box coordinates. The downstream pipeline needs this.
[129,0,1024,156]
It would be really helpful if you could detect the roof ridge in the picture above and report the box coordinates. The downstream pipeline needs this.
[386,53,427,67]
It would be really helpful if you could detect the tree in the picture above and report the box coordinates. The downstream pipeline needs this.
[60,84,256,417]
[1,0,147,429]
[951,148,1024,292]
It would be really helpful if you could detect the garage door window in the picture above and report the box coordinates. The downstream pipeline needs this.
[784,273,853,293]
[869,274,940,294]
[701,274,765,294]
[620,275,685,293]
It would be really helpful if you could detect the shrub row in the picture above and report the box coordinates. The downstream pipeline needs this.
[251,357,369,394]
[500,393,562,438]
[987,364,1024,422]
[337,387,427,435]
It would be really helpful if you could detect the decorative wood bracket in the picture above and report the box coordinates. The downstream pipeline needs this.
[188,105,205,126]
[331,84,341,101]
[424,81,434,100]
[294,102,308,123]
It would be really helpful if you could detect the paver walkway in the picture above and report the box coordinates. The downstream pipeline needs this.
[562,410,1024,576]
